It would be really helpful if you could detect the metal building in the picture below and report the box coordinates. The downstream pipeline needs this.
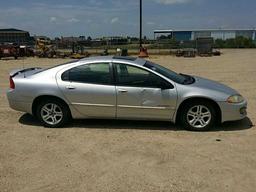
[154,29,256,41]
[0,28,32,45]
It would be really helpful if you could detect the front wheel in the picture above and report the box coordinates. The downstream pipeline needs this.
[36,99,70,128]
[180,101,216,131]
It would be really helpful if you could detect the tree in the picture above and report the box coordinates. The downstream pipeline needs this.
[214,37,255,48]
[214,39,225,48]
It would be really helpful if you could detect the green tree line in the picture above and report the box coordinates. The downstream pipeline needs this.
[214,36,256,48]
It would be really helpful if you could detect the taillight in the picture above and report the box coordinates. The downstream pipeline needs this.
[9,76,15,89]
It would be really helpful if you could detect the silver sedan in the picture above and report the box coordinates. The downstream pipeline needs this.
[7,56,247,131]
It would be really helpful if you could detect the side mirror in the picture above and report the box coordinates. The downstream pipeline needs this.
[161,82,174,90]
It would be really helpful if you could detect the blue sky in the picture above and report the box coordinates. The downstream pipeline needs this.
[0,0,255,38]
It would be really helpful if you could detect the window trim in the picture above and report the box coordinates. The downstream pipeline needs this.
[61,62,114,86]
[113,63,174,89]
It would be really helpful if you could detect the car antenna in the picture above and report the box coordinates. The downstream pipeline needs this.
[23,54,26,78]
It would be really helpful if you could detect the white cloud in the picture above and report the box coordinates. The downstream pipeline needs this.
[67,18,80,23]
[147,21,156,25]
[111,17,119,24]
[49,17,57,22]
[153,0,191,5]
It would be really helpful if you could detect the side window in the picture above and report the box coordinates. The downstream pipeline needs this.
[62,63,111,85]
[115,63,172,88]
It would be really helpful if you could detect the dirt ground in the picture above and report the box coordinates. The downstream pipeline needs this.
[0,49,255,192]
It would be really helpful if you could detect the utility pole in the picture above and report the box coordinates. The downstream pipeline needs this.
[139,0,148,57]
[140,0,142,49]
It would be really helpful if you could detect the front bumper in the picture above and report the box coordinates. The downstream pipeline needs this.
[217,100,247,123]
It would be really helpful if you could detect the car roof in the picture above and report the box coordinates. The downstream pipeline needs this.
[79,56,146,66]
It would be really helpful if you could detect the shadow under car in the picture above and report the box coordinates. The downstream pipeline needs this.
[19,113,254,132]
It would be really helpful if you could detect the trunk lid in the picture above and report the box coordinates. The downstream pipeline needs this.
[10,67,43,78]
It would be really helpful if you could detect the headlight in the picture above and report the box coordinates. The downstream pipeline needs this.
[227,95,244,103]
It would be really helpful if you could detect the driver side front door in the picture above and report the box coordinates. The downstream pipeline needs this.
[114,63,177,120]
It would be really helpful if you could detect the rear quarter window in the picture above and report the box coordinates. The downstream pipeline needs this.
[61,63,111,85]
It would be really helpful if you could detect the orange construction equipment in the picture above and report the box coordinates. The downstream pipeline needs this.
[139,47,149,58]
[35,38,56,58]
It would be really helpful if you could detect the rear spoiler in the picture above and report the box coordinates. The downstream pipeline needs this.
[10,67,42,77]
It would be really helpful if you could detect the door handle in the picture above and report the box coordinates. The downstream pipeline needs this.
[118,89,128,93]
[66,85,76,90]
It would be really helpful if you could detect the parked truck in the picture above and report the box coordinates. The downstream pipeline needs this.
[0,44,19,59]
[196,37,214,56]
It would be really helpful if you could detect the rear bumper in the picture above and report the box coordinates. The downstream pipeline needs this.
[7,90,32,114]
[217,100,247,123]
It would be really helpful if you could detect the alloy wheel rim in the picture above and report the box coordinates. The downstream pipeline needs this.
[41,103,63,125]
[186,105,211,129]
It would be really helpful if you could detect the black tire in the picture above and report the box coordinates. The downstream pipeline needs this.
[180,101,216,131]
[36,99,70,128]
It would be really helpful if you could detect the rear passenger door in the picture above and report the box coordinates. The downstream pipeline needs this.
[114,63,177,120]
[58,63,116,118]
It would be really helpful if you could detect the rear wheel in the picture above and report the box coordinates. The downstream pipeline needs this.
[36,99,70,128]
[180,101,216,131]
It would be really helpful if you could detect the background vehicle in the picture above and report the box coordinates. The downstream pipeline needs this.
[35,37,56,58]
[0,44,19,59]
[7,56,247,131]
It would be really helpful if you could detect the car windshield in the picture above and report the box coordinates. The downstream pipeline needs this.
[144,61,191,84]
